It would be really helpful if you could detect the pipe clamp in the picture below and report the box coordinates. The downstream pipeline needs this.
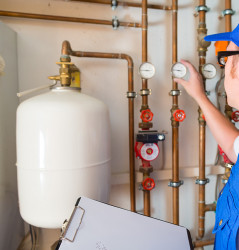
[224,163,233,169]
[169,89,181,96]
[139,89,152,96]
[221,9,235,17]
[126,91,137,98]
[168,180,184,188]
[195,178,209,185]
[111,0,118,10]
[112,16,119,30]
[195,5,210,13]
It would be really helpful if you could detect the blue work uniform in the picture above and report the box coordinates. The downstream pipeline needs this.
[213,155,239,249]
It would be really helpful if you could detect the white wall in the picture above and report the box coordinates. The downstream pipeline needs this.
[0,0,239,249]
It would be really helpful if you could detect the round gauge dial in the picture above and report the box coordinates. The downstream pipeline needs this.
[139,62,155,79]
[140,143,159,161]
[202,63,216,79]
[171,62,187,79]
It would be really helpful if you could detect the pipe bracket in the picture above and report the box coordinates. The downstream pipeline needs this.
[112,16,119,30]
[195,178,210,185]
[169,89,181,96]
[126,91,137,98]
[195,5,210,13]
[139,89,152,96]
[225,163,233,169]
[111,0,118,10]
[221,9,236,18]
[168,180,184,188]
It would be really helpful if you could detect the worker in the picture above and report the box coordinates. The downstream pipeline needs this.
[174,25,239,250]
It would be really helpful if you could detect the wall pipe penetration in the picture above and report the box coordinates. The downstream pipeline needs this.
[61,40,136,212]
[70,0,172,10]
[0,10,141,28]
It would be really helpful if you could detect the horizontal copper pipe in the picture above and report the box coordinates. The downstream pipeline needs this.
[70,0,172,10]
[194,239,214,248]
[0,10,141,28]
[61,41,136,211]
[204,203,216,212]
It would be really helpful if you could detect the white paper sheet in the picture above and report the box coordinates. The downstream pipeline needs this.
[57,197,192,250]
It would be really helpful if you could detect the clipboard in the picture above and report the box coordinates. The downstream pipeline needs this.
[56,197,193,250]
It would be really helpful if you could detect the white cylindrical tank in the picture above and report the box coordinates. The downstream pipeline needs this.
[16,86,111,228]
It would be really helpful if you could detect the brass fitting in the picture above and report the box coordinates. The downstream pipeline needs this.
[139,166,153,174]
[197,32,211,55]
[198,107,206,126]
[225,104,233,120]
[139,122,153,129]
[170,106,179,128]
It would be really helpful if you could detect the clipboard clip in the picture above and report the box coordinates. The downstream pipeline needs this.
[60,205,85,242]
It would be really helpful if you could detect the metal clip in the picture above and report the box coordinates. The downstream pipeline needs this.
[112,16,119,30]
[169,89,181,96]
[194,5,210,17]
[139,89,152,96]
[60,205,85,242]
[111,0,118,10]
[205,90,210,96]
[168,180,184,188]
[224,163,233,169]
[195,178,209,185]
[219,9,236,20]
[126,91,137,98]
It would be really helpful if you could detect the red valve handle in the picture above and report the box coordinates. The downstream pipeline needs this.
[173,110,186,122]
[218,145,232,164]
[232,111,239,122]
[140,109,154,123]
[142,177,155,191]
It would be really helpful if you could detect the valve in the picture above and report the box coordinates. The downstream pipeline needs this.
[140,109,154,123]
[142,177,155,191]
[232,111,239,122]
[173,109,186,122]
[218,145,232,164]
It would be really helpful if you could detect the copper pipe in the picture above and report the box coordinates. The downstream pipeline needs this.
[225,0,232,32]
[197,0,208,239]
[70,0,172,10]
[141,0,148,111]
[0,10,141,28]
[204,203,216,212]
[61,41,136,212]
[194,239,214,248]
[141,0,151,216]
[171,0,179,226]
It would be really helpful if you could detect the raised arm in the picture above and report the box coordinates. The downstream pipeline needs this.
[174,59,239,163]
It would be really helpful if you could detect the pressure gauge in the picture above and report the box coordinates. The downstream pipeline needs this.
[139,62,155,79]
[202,63,217,79]
[171,62,187,79]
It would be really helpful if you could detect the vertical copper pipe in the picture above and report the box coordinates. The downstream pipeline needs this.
[141,0,151,216]
[225,0,232,32]
[197,0,207,239]
[61,41,136,211]
[172,0,179,225]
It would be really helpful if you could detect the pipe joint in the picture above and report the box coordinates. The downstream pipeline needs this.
[168,180,184,188]
[197,32,211,53]
[139,166,153,174]
[195,178,209,185]
[139,122,153,129]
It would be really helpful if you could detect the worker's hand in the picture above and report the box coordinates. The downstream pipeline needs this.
[174,60,206,103]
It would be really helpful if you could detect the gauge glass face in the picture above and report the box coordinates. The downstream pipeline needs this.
[171,62,187,78]
[202,63,216,79]
[139,62,155,79]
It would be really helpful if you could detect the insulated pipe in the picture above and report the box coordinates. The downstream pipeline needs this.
[70,0,172,10]
[0,10,141,28]
[141,0,151,217]
[61,41,136,212]
[171,0,180,226]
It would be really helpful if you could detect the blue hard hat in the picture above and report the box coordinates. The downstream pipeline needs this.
[204,24,239,47]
